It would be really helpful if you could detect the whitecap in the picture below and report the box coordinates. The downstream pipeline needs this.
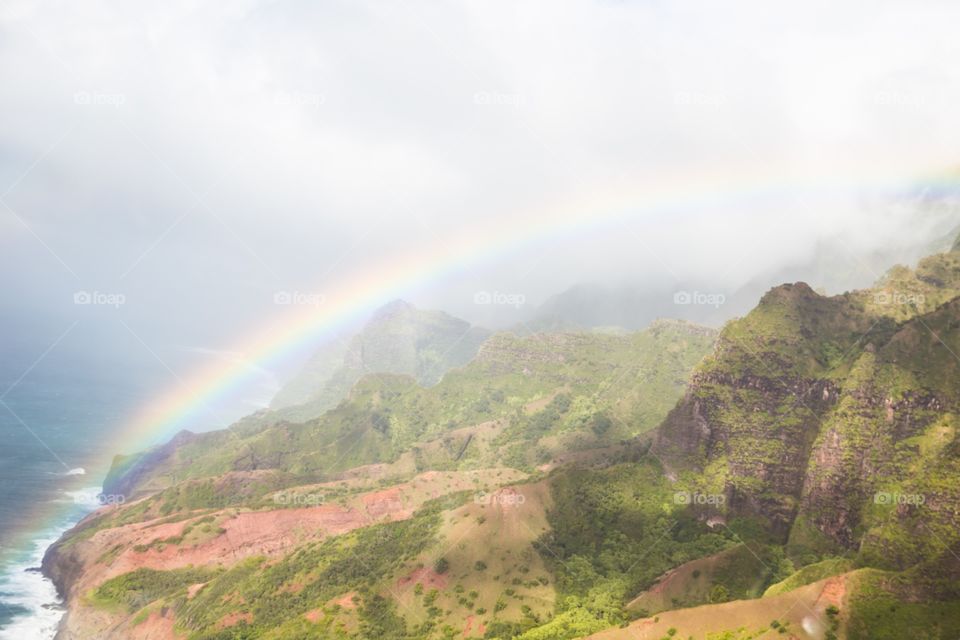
[0,529,70,640]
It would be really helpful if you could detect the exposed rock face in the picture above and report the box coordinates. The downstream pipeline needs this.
[656,369,839,536]
[652,282,856,535]
[655,260,960,551]
[794,300,960,565]
[796,354,950,549]
[42,535,86,605]
[794,352,889,548]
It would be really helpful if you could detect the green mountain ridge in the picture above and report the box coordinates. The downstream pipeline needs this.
[43,235,960,640]
[653,248,960,551]
[103,318,716,499]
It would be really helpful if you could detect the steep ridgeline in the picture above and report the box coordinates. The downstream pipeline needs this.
[271,299,491,416]
[654,244,960,565]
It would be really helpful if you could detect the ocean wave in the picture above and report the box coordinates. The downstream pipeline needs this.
[0,528,69,640]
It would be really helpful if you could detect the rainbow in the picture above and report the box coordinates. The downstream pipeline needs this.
[7,160,958,604]
[108,161,960,458]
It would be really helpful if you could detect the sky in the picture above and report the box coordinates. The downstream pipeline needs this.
[1,0,960,430]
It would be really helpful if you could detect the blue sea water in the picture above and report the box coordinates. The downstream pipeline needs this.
[0,366,151,638]
[0,338,280,638]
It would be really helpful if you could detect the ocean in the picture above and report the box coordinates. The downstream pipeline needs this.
[0,343,280,638]
[0,366,150,639]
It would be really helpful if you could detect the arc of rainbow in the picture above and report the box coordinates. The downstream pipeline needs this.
[9,161,958,573]
[111,161,959,457]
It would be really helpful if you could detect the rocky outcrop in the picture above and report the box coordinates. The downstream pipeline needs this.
[42,536,86,605]
[655,369,839,536]
[655,266,960,548]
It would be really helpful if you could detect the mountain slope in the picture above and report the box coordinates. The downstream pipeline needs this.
[653,247,960,543]
[42,237,960,640]
[102,320,716,499]
[271,299,491,414]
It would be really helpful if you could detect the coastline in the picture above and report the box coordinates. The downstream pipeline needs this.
[38,499,107,640]
[39,534,76,640]
[25,436,184,638]
[0,489,101,640]
[0,520,76,640]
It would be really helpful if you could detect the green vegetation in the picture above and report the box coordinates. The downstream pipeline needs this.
[763,557,853,596]
[176,494,465,637]
[846,566,960,639]
[107,321,716,496]
[532,461,741,636]
[53,242,960,639]
[92,566,221,613]
[272,301,492,417]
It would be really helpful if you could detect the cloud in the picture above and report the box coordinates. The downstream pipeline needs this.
[1,0,959,364]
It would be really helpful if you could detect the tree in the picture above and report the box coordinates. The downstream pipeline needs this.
[708,584,730,604]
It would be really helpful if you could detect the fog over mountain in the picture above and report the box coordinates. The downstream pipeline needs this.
[2,0,960,425]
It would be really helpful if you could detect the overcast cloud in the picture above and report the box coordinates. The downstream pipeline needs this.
[2,0,960,425]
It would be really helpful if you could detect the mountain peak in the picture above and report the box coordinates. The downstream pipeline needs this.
[758,281,818,305]
[371,298,417,320]
[270,300,489,412]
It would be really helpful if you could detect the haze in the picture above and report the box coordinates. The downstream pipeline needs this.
[2,0,959,428]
